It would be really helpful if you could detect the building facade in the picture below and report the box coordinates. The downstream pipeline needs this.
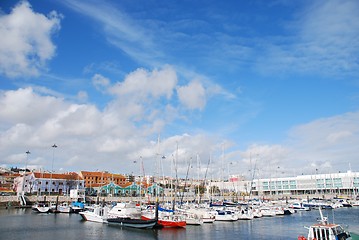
[79,171,127,188]
[209,171,359,197]
[14,172,85,196]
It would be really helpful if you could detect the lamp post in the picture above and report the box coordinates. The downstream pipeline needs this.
[50,144,57,196]
[22,150,31,195]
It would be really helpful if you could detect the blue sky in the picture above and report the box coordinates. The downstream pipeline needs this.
[1,0,359,179]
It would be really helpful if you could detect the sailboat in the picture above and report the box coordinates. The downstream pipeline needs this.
[141,205,186,228]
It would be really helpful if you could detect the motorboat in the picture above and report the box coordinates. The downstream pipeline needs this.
[32,201,50,213]
[260,207,276,217]
[298,208,351,240]
[107,202,159,229]
[50,202,72,213]
[71,201,85,213]
[107,202,142,219]
[214,209,238,221]
[183,207,216,223]
[290,202,311,211]
[79,204,111,223]
[237,208,254,220]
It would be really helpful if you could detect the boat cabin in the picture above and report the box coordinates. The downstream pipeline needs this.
[298,207,350,240]
[306,223,350,240]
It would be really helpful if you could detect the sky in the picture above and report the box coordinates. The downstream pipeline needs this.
[0,0,359,180]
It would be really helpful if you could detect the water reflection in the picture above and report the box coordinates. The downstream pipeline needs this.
[0,207,359,240]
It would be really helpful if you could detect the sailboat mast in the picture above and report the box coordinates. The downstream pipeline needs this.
[197,154,200,204]
[199,155,211,203]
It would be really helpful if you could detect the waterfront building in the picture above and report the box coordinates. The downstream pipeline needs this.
[209,170,359,197]
[14,172,85,196]
[92,181,164,197]
[79,171,127,193]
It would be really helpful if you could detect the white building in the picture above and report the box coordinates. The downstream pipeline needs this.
[14,171,85,196]
[209,170,359,197]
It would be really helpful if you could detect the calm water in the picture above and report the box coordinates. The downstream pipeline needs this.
[1,207,359,240]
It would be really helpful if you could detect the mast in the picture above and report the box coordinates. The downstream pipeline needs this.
[221,143,225,201]
[249,153,257,198]
[139,156,142,206]
[172,142,179,211]
[180,156,191,205]
[196,154,201,204]
[199,155,211,203]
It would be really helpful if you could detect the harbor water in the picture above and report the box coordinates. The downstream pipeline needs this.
[1,207,359,240]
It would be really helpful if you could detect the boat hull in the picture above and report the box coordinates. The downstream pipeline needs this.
[107,218,157,229]
[32,206,50,213]
[32,202,50,213]
[141,215,186,228]
[79,211,107,223]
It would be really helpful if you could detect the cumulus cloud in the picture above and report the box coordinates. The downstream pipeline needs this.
[0,1,62,78]
[229,111,359,178]
[102,66,180,133]
[177,80,206,110]
[1,85,358,177]
[0,87,63,126]
[284,112,359,173]
[0,82,216,174]
[110,66,177,100]
[0,62,220,174]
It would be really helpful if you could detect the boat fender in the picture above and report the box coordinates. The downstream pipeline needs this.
[297,236,307,240]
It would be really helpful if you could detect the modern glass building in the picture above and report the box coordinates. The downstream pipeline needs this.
[210,171,359,197]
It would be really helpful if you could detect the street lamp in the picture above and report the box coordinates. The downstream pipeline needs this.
[22,150,31,195]
[25,150,30,170]
[50,144,57,195]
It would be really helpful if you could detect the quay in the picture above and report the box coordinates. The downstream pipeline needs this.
[0,193,356,209]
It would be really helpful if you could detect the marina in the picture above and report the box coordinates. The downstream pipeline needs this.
[1,2,359,240]
[1,201,359,239]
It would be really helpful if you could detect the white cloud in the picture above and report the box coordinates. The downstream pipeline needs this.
[62,0,159,66]
[0,82,220,175]
[110,66,177,100]
[284,112,359,172]
[1,86,358,177]
[229,111,359,178]
[257,0,359,76]
[0,88,63,126]
[326,131,352,144]
[0,1,62,78]
[77,91,88,102]
[177,80,206,110]
[92,74,110,92]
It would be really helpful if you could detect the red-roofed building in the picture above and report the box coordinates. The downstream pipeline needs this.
[14,171,85,196]
[79,171,127,192]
